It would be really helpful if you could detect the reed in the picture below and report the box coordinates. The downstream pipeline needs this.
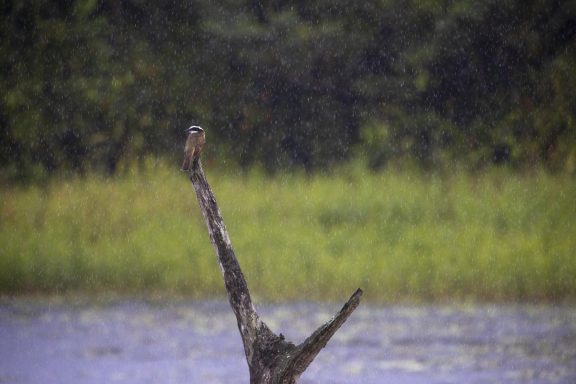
[1,161,574,302]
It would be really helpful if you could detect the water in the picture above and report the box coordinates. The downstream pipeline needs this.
[1,299,575,384]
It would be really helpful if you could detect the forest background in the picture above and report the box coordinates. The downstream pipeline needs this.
[1,1,575,301]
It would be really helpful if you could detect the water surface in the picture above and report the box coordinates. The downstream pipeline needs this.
[1,299,574,383]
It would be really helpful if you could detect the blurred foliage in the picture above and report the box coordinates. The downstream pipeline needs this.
[1,162,575,301]
[1,0,576,180]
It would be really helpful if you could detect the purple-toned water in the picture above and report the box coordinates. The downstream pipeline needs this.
[1,299,574,384]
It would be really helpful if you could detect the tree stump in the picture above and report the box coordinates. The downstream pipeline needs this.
[188,159,362,384]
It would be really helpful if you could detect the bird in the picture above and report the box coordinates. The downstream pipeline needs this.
[181,126,206,171]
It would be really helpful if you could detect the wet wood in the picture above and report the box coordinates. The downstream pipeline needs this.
[188,159,362,384]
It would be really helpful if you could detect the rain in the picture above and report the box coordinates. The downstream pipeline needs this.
[1,1,575,383]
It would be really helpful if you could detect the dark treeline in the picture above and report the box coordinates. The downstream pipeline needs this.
[1,0,575,180]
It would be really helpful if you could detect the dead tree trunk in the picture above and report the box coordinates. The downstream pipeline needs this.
[188,159,362,384]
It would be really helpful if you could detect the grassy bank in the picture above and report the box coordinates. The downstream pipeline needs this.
[1,162,575,302]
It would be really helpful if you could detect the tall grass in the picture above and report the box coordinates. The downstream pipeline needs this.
[1,161,575,302]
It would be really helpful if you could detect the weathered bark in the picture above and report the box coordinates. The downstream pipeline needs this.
[188,159,362,383]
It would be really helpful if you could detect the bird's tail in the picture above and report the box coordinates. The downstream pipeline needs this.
[181,156,191,171]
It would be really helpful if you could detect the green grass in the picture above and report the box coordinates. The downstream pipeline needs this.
[1,161,575,303]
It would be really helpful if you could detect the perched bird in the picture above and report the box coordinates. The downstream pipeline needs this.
[181,126,206,171]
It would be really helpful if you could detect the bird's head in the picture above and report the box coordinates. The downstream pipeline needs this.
[185,126,204,134]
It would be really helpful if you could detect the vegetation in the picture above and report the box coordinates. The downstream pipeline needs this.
[2,0,576,180]
[1,1,574,302]
[1,162,574,302]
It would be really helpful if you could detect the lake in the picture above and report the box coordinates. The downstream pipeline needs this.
[1,299,575,383]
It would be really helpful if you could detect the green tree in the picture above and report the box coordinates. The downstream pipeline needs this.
[1,0,575,180]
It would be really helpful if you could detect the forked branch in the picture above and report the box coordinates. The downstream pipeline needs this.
[188,159,362,383]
